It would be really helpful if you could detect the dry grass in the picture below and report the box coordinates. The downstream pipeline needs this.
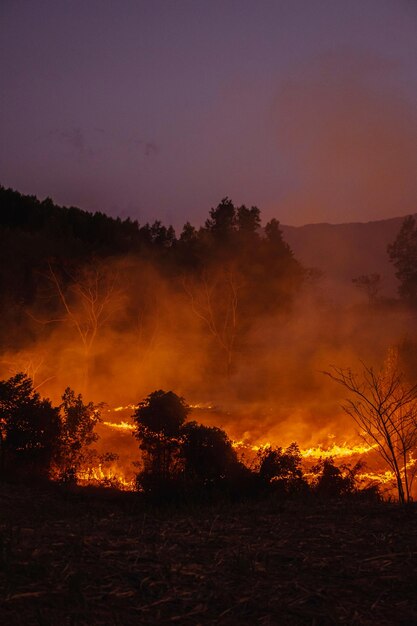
[1,484,417,625]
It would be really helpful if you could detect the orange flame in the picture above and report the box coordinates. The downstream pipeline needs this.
[102,420,135,431]
[77,413,416,496]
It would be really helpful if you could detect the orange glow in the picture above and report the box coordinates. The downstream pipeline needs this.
[300,442,375,459]
[102,420,135,431]
[89,417,407,494]
[76,463,136,490]
[111,405,137,412]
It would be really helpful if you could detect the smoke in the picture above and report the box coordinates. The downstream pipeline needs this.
[1,250,414,459]
[274,51,417,223]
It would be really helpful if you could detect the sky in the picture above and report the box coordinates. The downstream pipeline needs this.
[1,0,417,229]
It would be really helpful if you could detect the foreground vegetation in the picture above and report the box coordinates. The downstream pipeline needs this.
[0,484,416,625]
[0,373,384,502]
[3,371,416,503]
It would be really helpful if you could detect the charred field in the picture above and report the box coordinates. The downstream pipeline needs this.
[1,484,417,626]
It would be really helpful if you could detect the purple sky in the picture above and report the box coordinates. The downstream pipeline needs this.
[1,0,417,229]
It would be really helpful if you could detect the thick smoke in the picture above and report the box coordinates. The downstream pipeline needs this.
[0,249,413,457]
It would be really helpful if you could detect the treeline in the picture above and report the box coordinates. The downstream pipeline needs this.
[0,374,379,503]
[2,185,417,320]
[0,187,304,387]
[0,185,302,306]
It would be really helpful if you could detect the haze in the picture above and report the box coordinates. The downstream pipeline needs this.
[1,0,417,228]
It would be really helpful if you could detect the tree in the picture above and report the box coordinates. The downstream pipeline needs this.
[39,262,122,393]
[182,268,241,377]
[180,222,198,244]
[324,350,417,503]
[253,218,304,316]
[264,218,289,248]
[205,197,236,239]
[352,273,381,305]
[0,373,60,480]
[133,390,189,489]
[258,443,305,493]
[388,215,417,304]
[2,351,54,392]
[237,205,261,236]
[54,387,101,483]
[177,222,202,270]
[149,221,176,247]
[181,421,239,484]
[312,458,359,499]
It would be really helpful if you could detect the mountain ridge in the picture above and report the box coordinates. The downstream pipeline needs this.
[281,214,416,296]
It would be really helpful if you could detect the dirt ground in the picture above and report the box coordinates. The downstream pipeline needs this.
[1,484,417,625]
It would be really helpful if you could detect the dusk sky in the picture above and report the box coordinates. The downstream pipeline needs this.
[1,0,417,229]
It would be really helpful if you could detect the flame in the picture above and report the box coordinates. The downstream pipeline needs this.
[357,469,395,485]
[301,442,375,459]
[76,412,416,497]
[110,404,137,412]
[189,402,216,409]
[232,439,375,459]
[77,463,136,490]
[102,420,135,431]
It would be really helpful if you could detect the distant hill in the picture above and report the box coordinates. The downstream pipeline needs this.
[281,216,414,297]
[1,185,412,298]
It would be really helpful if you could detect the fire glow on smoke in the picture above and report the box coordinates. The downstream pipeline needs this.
[75,405,412,493]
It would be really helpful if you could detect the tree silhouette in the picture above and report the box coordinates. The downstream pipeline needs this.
[205,197,237,239]
[54,387,101,483]
[133,390,189,490]
[237,205,261,235]
[258,443,305,494]
[312,458,358,499]
[182,268,241,377]
[38,261,122,393]
[0,373,60,479]
[352,273,381,305]
[324,349,417,503]
[388,215,417,304]
[181,421,239,484]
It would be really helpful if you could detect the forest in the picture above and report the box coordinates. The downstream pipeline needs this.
[1,185,417,503]
[2,186,417,625]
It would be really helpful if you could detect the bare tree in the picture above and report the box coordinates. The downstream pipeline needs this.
[182,268,241,377]
[324,349,417,503]
[32,262,122,393]
[1,352,54,391]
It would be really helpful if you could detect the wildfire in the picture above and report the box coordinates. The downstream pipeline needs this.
[301,442,375,459]
[102,420,135,431]
[83,413,415,497]
[189,402,216,410]
[231,439,375,459]
[77,464,136,490]
[109,404,137,412]
[357,469,395,485]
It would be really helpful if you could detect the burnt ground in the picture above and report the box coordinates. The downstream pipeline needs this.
[0,485,417,625]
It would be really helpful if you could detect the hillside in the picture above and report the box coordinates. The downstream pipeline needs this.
[1,185,411,299]
[281,216,413,297]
